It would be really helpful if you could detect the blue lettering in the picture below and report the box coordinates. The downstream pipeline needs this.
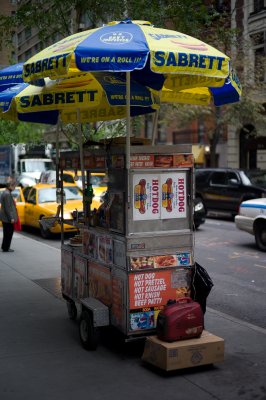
[48,57,53,70]
[166,52,177,67]
[189,54,199,68]
[149,33,187,40]
[23,54,69,79]
[24,65,30,77]
[178,53,188,67]
[19,96,30,108]
[66,92,75,103]
[42,59,48,71]
[199,55,207,68]
[154,51,165,67]
[31,95,42,107]
[87,90,98,101]
[35,61,42,73]
[76,91,86,102]
[43,94,53,105]
[54,93,65,104]
[216,57,224,70]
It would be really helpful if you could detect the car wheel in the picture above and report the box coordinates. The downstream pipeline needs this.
[39,216,51,239]
[79,310,98,350]
[67,300,77,320]
[254,221,266,252]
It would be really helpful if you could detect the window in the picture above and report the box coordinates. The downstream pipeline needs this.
[210,172,227,185]
[17,32,23,45]
[250,31,266,83]
[23,187,32,201]
[227,172,239,184]
[254,0,265,13]
[255,47,265,82]
[25,49,32,59]
[25,27,31,40]
[62,173,75,183]
[28,189,36,204]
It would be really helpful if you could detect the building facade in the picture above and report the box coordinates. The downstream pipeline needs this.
[1,1,265,168]
[228,0,266,169]
[0,0,17,68]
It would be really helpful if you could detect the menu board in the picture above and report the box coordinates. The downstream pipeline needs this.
[130,252,192,270]
[130,154,193,168]
[128,268,191,331]
[129,269,190,309]
[132,172,187,221]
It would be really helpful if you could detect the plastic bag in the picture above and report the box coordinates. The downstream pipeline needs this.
[191,262,214,314]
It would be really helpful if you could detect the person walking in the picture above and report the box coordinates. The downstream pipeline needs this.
[0,180,18,252]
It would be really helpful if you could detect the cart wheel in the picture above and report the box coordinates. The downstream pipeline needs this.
[79,311,98,350]
[67,301,77,320]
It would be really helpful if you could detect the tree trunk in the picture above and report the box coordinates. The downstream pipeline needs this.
[209,107,222,167]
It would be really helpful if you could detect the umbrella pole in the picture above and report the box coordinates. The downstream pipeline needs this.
[56,119,60,188]
[126,71,131,207]
[55,119,64,245]
[77,109,85,192]
[77,108,87,225]
[151,109,159,145]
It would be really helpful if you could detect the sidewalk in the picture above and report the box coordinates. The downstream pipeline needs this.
[0,229,266,400]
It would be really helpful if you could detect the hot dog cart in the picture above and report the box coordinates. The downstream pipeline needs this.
[59,141,195,350]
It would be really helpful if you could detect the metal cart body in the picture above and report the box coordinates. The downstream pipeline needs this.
[60,143,195,348]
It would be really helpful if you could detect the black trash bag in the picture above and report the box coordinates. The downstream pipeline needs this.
[191,262,214,314]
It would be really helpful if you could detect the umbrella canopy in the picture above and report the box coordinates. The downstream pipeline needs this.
[0,63,24,92]
[23,20,232,91]
[160,69,241,106]
[0,73,158,124]
[0,63,45,93]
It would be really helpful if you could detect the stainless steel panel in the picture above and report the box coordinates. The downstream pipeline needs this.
[80,297,109,327]
[126,231,193,252]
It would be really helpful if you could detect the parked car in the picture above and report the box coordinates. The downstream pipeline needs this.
[39,170,107,206]
[22,183,84,238]
[0,186,25,226]
[235,198,266,251]
[193,197,206,229]
[195,168,266,217]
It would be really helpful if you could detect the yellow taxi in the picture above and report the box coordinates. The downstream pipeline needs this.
[39,170,107,209]
[0,186,25,226]
[23,183,84,238]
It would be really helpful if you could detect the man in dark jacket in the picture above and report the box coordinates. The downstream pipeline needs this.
[0,180,18,252]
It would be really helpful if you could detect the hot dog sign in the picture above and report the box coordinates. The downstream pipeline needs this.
[133,173,187,221]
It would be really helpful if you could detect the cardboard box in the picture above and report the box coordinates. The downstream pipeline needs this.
[142,330,224,371]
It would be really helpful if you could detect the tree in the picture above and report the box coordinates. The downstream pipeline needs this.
[2,1,262,168]
[0,119,51,145]
[0,0,212,54]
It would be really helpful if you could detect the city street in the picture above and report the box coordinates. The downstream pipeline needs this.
[1,219,266,400]
[20,217,266,328]
[195,218,266,329]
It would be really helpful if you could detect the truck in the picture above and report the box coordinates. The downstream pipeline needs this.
[0,144,55,187]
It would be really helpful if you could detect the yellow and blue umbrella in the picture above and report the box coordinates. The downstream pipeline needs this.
[22,19,241,108]
[0,72,158,124]
[0,63,24,92]
[0,62,45,93]
[23,20,234,93]
[159,69,241,106]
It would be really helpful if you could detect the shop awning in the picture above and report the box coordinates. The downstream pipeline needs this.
[192,145,205,164]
